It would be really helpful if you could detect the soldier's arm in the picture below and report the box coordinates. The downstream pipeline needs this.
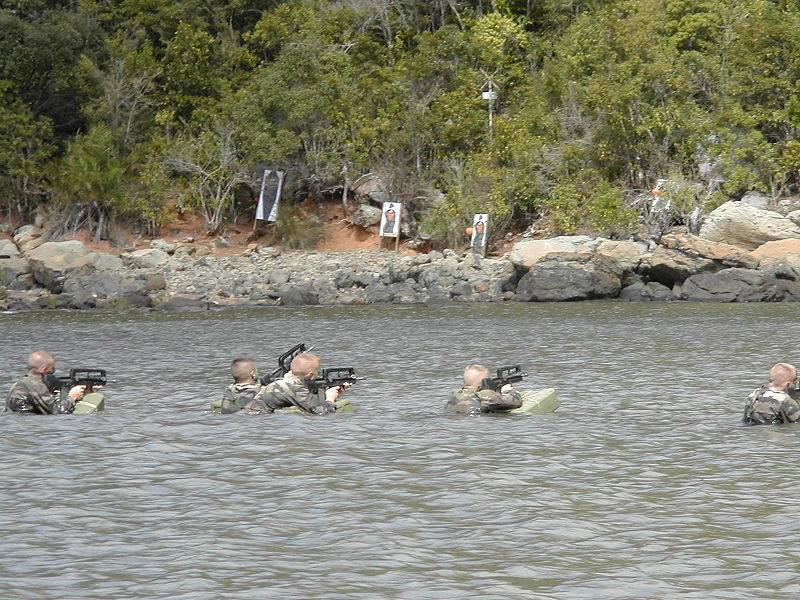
[780,399,800,423]
[6,382,68,414]
[478,388,522,412]
[219,387,239,414]
[291,385,336,415]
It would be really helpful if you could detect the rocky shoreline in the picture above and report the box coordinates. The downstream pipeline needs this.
[4,200,800,311]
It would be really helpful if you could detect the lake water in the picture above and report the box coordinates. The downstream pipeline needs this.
[1,303,800,599]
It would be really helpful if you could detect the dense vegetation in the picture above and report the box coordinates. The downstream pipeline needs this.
[2,0,800,245]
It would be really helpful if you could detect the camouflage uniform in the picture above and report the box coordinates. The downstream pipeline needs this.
[5,374,75,415]
[213,382,262,414]
[445,386,523,416]
[240,372,336,415]
[743,386,800,426]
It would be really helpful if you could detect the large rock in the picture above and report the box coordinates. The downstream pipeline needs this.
[13,225,43,253]
[0,255,30,287]
[26,240,90,292]
[509,236,595,270]
[593,240,645,274]
[0,239,20,256]
[78,252,124,271]
[515,256,621,301]
[638,247,715,287]
[740,192,770,210]
[122,248,170,269]
[699,201,800,250]
[278,285,319,306]
[751,239,800,268]
[620,281,675,302]
[348,204,382,228]
[678,268,800,302]
[659,233,758,269]
[62,268,152,308]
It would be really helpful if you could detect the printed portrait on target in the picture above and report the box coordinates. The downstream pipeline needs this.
[379,202,402,237]
[471,214,488,249]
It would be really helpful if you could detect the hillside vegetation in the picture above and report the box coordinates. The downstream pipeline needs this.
[2,0,799,246]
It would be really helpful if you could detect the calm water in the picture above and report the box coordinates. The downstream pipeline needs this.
[1,303,800,599]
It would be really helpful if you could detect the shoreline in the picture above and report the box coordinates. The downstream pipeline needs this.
[4,201,800,311]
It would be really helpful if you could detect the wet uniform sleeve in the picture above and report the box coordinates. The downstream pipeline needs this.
[291,385,336,415]
[5,381,73,414]
[779,399,800,423]
[220,387,240,414]
[478,388,523,412]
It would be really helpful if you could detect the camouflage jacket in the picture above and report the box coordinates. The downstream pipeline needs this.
[743,386,800,426]
[214,382,262,414]
[241,373,335,415]
[5,374,75,415]
[445,386,522,416]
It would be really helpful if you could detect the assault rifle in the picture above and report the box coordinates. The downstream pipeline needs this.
[260,343,313,385]
[481,365,526,392]
[46,368,107,394]
[311,367,363,391]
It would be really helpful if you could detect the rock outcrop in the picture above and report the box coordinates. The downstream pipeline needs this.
[26,240,91,293]
[699,201,800,250]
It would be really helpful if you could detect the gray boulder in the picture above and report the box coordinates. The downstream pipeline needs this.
[365,282,393,304]
[509,236,595,270]
[348,204,382,228]
[269,269,290,285]
[740,192,770,210]
[150,239,177,254]
[123,248,170,269]
[619,282,651,302]
[62,267,151,308]
[699,201,800,250]
[449,282,473,299]
[647,282,675,301]
[334,268,355,289]
[619,281,674,302]
[0,238,20,256]
[278,285,319,306]
[13,225,43,253]
[26,240,90,293]
[638,247,715,287]
[387,282,418,303]
[0,255,30,287]
[82,252,124,271]
[679,268,773,302]
[515,256,621,301]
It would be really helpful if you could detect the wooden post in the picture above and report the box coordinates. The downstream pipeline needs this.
[394,210,401,252]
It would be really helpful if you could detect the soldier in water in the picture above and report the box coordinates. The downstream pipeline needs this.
[446,364,522,416]
[743,362,800,425]
[213,357,262,414]
[5,351,86,414]
[240,352,343,415]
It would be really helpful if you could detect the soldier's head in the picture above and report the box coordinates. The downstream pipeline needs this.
[231,357,257,384]
[27,351,56,377]
[291,352,321,381]
[769,362,797,391]
[475,220,485,234]
[464,364,489,388]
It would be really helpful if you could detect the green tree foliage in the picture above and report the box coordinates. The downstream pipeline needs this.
[2,0,800,244]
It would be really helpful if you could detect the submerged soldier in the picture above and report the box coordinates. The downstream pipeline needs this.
[743,362,800,426]
[240,352,343,415]
[213,357,262,414]
[5,351,86,415]
[446,364,523,416]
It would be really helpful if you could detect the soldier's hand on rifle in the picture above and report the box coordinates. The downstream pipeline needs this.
[500,384,514,394]
[67,385,87,401]
[325,386,342,404]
